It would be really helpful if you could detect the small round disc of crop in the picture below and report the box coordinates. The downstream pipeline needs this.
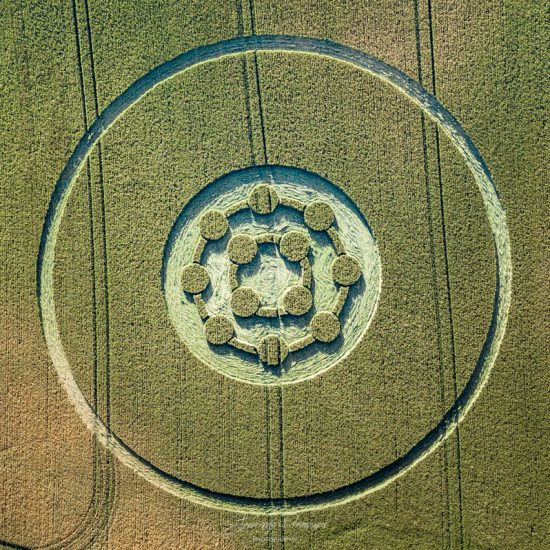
[227,234,258,264]
[231,286,260,317]
[279,231,310,261]
[199,209,229,240]
[311,311,341,343]
[204,315,234,345]
[257,335,289,366]
[248,184,279,214]
[282,285,313,316]
[332,255,362,286]
[304,201,334,231]
[181,263,210,294]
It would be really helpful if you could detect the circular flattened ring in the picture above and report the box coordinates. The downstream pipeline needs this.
[39,34,511,516]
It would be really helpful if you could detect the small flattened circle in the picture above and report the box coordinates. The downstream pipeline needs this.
[248,184,279,214]
[258,335,289,366]
[231,286,260,317]
[204,315,234,345]
[304,201,334,231]
[282,285,313,316]
[332,254,362,286]
[199,209,229,240]
[311,311,341,343]
[227,234,258,264]
[181,263,210,294]
[279,231,310,261]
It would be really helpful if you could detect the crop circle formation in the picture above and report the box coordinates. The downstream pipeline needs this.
[39,35,511,516]
[228,229,314,320]
[165,166,380,384]
[177,182,366,370]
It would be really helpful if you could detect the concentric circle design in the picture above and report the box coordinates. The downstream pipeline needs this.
[175,181,366,371]
[164,167,381,384]
[38,35,511,516]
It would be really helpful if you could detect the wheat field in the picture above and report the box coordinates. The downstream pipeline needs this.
[0,1,547,549]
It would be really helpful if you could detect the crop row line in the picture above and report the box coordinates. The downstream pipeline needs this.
[414,0,464,547]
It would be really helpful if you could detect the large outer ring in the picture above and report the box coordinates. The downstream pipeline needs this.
[37,35,512,516]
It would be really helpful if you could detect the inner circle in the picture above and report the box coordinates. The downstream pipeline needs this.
[240,243,301,306]
[162,165,382,385]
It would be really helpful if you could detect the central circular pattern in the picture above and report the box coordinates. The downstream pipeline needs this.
[228,229,313,322]
[163,165,381,384]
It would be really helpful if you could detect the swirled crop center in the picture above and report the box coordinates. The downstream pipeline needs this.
[163,165,381,385]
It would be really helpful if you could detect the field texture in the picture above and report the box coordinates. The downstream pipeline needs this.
[1,1,547,549]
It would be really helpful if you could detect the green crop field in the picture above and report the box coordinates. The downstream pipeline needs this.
[1,1,547,549]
